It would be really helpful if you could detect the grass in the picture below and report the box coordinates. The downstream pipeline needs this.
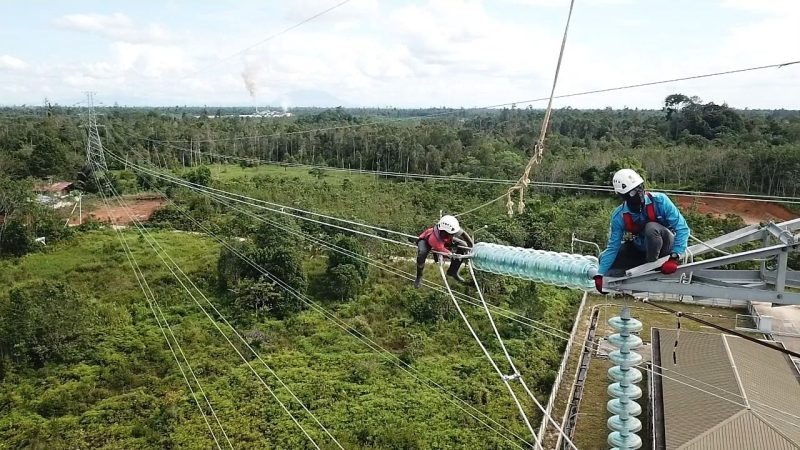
[209,163,378,184]
[1,223,566,448]
[0,229,220,299]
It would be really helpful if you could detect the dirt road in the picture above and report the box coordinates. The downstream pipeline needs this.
[675,195,797,225]
[72,198,167,225]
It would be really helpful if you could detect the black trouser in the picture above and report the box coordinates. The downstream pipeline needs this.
[416,238,468,277]
[606,222,674,277]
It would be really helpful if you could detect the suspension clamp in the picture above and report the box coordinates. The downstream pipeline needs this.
[502,372,521,381]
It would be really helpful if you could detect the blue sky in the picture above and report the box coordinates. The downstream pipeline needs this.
[0,0,797,108]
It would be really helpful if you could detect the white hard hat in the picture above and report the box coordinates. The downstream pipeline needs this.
[612,169,644,195]
[437,215,461,235]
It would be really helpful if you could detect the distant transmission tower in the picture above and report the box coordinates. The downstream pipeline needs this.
[84,92,109,173]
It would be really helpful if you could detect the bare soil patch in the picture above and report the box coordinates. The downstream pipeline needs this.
[73,197,167,225]
[675,195,797,225]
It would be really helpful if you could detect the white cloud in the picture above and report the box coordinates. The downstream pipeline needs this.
[504,0,632,7]
[282,0,380,22]
[0,55,28,70]
[53,13,174,44]
[720,0,799,13]
[1,1,796,107]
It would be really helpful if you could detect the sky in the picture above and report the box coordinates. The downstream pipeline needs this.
[0,0,798,109]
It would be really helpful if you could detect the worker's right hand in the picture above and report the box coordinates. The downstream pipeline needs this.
[593,275,606,294]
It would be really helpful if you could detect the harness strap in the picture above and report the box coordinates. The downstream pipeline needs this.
[622,193,656,234]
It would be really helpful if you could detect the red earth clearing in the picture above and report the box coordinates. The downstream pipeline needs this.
[674,195,797,226]
[72,197,167,225]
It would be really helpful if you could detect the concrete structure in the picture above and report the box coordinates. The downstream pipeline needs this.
[651,328,800,450]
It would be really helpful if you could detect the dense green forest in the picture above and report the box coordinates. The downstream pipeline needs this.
[2,95,800,196]
[0,100,794,448]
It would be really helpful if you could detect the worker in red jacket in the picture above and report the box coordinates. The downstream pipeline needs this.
[414,215,474,288]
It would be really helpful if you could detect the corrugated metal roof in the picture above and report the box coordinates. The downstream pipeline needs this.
[49,181,74,191]
[682,410,799,450]
[657,329,744,449]
[725,335,800,445]
[655,329,800,450]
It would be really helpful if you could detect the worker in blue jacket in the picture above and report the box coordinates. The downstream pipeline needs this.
[594,169,690,294]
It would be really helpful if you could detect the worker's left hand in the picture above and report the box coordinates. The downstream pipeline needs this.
[660,256,679,274]
[593,275,606,294]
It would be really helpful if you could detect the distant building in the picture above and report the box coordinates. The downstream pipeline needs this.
[238,110,292,118]
[34,181,74,196]
[651,328,800,450]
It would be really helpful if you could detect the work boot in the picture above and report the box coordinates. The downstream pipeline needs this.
[414,267,424,289]
[447,268,468,284]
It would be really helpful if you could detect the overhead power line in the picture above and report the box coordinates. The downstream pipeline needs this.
[155,59,800,144]
[105,146,800,431]
[185,0,352,78]
[111,149,800,432]
[641,299,800,359]
[117,130,800,205]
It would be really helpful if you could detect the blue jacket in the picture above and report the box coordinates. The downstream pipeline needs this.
[598,192,690,275]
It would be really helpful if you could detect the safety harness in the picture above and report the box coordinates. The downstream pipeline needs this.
[622,193,657,234]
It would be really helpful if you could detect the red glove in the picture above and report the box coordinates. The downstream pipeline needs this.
[593,275,605,294]
[661,258,679,274]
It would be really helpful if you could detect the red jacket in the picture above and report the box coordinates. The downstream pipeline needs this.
[419,227,452,254]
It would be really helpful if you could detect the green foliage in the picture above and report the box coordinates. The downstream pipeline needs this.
[308,167,327,179]
[27,137,67,178]
[0,282,93,366]
[253,216,301,250]
[217,240,307,318]
[232,276,282,318]
[403,288,455,324]
[183,165,211,186]
[325,263,363,300]
[322,236,369,301]
[1,103,797,448]
[0,177,72,258]
[217,240,253,289]
[327,235,369,280]
[0,221,33,257]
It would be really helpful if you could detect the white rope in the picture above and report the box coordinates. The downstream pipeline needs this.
[138,181,531,448]
[689,234,732,256]
[212,187,573,340]
[506,0,576,216]
[468,263,579,450]
[107,147,800,430]
[109,151,572,339]
[104,148,531,447]
[438,263,543,449]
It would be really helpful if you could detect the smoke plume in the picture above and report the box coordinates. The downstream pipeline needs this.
[241,65,259,99]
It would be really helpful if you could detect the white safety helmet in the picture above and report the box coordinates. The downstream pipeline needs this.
[437,215,461,235]
[612,169,644,195]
